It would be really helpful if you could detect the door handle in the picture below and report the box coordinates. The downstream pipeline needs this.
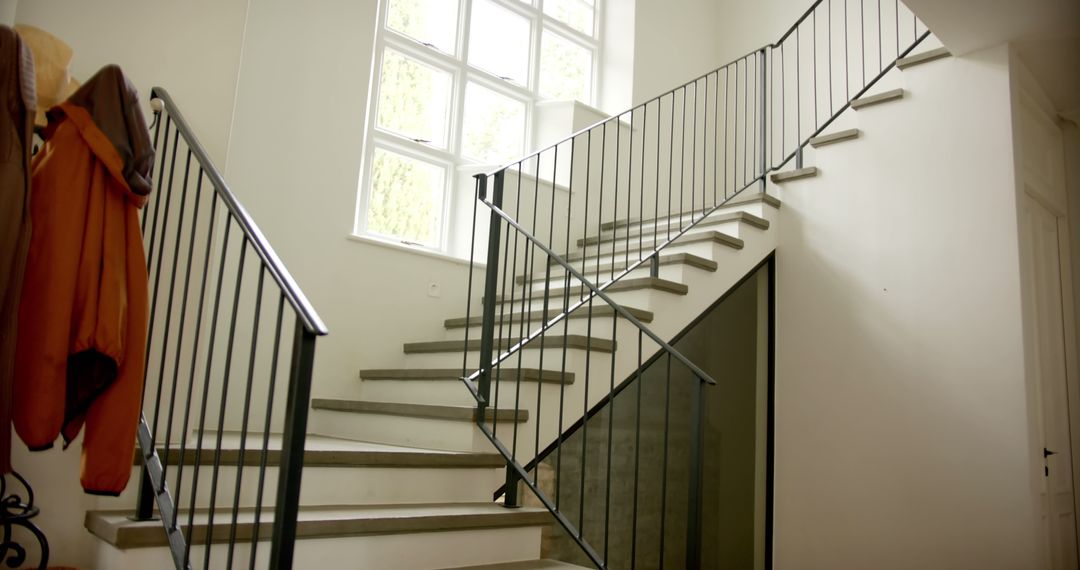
[1045,447,1059,458]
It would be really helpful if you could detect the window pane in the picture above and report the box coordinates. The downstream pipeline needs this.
[539,31,592,102]
[386,0,458,54]
[544,0,594,36]
[462,82,527,163]
[367,148,445,246]
[376,49,452,148]
[468,0,531,85]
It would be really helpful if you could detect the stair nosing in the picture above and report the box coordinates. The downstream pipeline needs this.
[851,87,904,109]
[516,252,717,284]
[488,277,688,303]
[445,305,654,328]
[897,47,951,70]
[87,503,554,549]
[311,398,530,422]
[770,166,819,183]
[403,334,616,354]
[809,128,860,148]
[358,367,576,384]
[135,446,507,469]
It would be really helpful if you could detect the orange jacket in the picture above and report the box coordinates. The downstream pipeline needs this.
[13,65,153,496]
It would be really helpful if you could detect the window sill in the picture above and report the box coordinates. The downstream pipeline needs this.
[346,233,485,268]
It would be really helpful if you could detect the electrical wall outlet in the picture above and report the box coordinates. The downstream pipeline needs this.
[427,282,441,298]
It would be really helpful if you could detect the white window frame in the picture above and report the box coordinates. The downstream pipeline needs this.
[355,0,602,254]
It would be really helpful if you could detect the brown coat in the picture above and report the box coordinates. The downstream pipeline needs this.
[0,25,36,475]
[13,65,153,495]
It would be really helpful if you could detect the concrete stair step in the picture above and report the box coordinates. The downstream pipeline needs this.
[560,231,743,263]
[138,434,506,469]
[491,277,687,304]
[86,502,552,549]
[809,128,860,148]
[446,305,653,328]
[600,193,781,232]
[897,47,951,70]
[521,252,716,285]
[770,166,819,183]
[403,335,615,355]
[359,367,575,384]
[311,399,529,423]
[579,211,769,247]
[851,87,904,110]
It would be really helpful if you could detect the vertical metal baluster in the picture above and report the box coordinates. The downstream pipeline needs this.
[760,48,769,191]
[692,81,699,222]
[602,312,617,566]
[203,239,249,569]
[142,109,164,234]
[640,105,647,259]
[654,97,662,249]
[895,0,899,61]
[477,172,505,429]
[186,215,233,566]
[781,44,786,168]
[151,149,193,453]
[685,376,706,570]
[172,191,219,531]
[734,63,740,191]
[814,10,819,129]
[492,173,517,439]
[658,353,672,567]
[611,114,620,280]
[143,127,181,403]
[845,0,850,99]
[861,0,866,87]
[667,92,675,241]
[508,163,533,499]
[161,170,205,491]
[534,147,559,487]
[462,178,480,384]
[878,0,883,73]
[579,276,595,537]
[829,0,835,115]
[713,71,720,207]
[225,267,265,569]
[145,118,173,267]
[630,329,643,569]
[249,295,285,569]
[725,67,730,200]
[679,88,687,231]
[595,122,606,288]
[796,27,802,166]
[555,139,575,511]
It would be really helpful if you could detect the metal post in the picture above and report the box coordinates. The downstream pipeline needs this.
[504,464,521,509]
[269,324,317,570]
[685,377,706,569]
[649,254,661,278]
[796,145,804,169]
[133,463,156,521]
[477,172,505,417]
[759,47,769,190]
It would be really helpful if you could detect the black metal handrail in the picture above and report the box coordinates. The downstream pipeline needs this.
[133,87,327,570]
[464,0,931,567]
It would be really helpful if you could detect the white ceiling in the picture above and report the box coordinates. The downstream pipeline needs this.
[904,0,1080,116]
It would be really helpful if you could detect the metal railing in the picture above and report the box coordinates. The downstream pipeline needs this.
[133,87,327,570]
[463,0,930,567]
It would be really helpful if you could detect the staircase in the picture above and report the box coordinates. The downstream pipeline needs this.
[87,0,954,568]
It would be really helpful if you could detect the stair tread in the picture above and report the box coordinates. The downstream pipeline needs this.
[897,47,950,70]
[770,167,819,183]
[851,88,904,109]
[446,305,654,328]
[359,367,575,384]
[136,434,506,468]
[561,231,743,263]
[312,398,530,422]
[600,193,781,231]
[520,252,717,284]
[809,128,860,147]
[491,277,687,303]
[441,559,591,570]
[86,502,553,548]
[404,335,616,354]
[579,211,768,247]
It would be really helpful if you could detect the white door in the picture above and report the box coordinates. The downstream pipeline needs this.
[1023,193,1080,570]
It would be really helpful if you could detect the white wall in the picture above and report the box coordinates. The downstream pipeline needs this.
[13,0,249,163]
[0,0,15,25]
[770,44,1042,568]
[630,0,724,105]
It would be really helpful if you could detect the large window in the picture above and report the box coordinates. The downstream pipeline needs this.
[356,0,600,251]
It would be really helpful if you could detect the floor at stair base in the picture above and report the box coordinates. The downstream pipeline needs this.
[91,526,544,570]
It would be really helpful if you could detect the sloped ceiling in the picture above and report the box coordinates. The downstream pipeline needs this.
[904,0,1080,117]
